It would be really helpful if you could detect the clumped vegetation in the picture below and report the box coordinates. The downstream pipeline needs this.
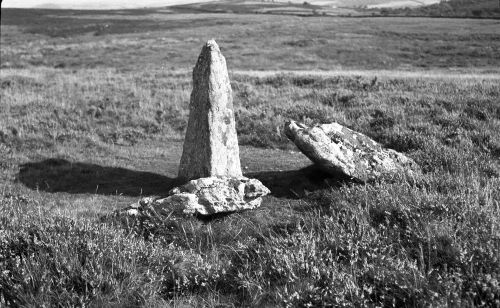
[1,8,499,308]
[2,69,499,153]
[2,70,499,306]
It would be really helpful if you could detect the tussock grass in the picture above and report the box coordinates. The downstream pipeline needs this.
[3,67,498,153]
[1,172,499,306]
[1,10,499,306]
[1,69,499,306]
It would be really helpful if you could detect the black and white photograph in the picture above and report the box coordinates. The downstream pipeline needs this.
[1,0,499,306]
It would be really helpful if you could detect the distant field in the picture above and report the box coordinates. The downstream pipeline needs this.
[1,8,499,307]
[170,0,499,17]
[379,0,500,17]
[3,0,497,16]
[1,9,499,72]
[2,0,442,10]
[304,0,439,7]
[366,0,437,9]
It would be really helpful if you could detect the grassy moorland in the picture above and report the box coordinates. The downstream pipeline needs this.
[1,8,500,307]
[2,9,500,71]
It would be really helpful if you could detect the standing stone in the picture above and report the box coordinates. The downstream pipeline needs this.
[178,40,242,181]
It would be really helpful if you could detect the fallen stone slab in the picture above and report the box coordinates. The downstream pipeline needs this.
[284,120,420,182]
[122,177,270,217]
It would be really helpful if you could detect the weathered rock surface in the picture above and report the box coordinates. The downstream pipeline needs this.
[123,177,270,216]
[284,120,420,182]
[178,40,242,181]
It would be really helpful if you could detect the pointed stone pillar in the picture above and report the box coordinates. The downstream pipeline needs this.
[178,40,242,181]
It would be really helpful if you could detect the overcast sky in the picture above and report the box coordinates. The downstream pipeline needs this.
[1,0,212,9]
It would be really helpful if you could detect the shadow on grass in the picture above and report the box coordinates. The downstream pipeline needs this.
[247,165,349,199]
[18,159,347,199]
[18,158,178,197]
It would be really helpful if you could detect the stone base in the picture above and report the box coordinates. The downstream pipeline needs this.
[121,176,270,217]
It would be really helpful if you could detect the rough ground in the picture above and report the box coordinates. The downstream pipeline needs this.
[1,9,499,307]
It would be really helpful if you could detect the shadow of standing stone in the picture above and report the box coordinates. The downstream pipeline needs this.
[18,158,176,197]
